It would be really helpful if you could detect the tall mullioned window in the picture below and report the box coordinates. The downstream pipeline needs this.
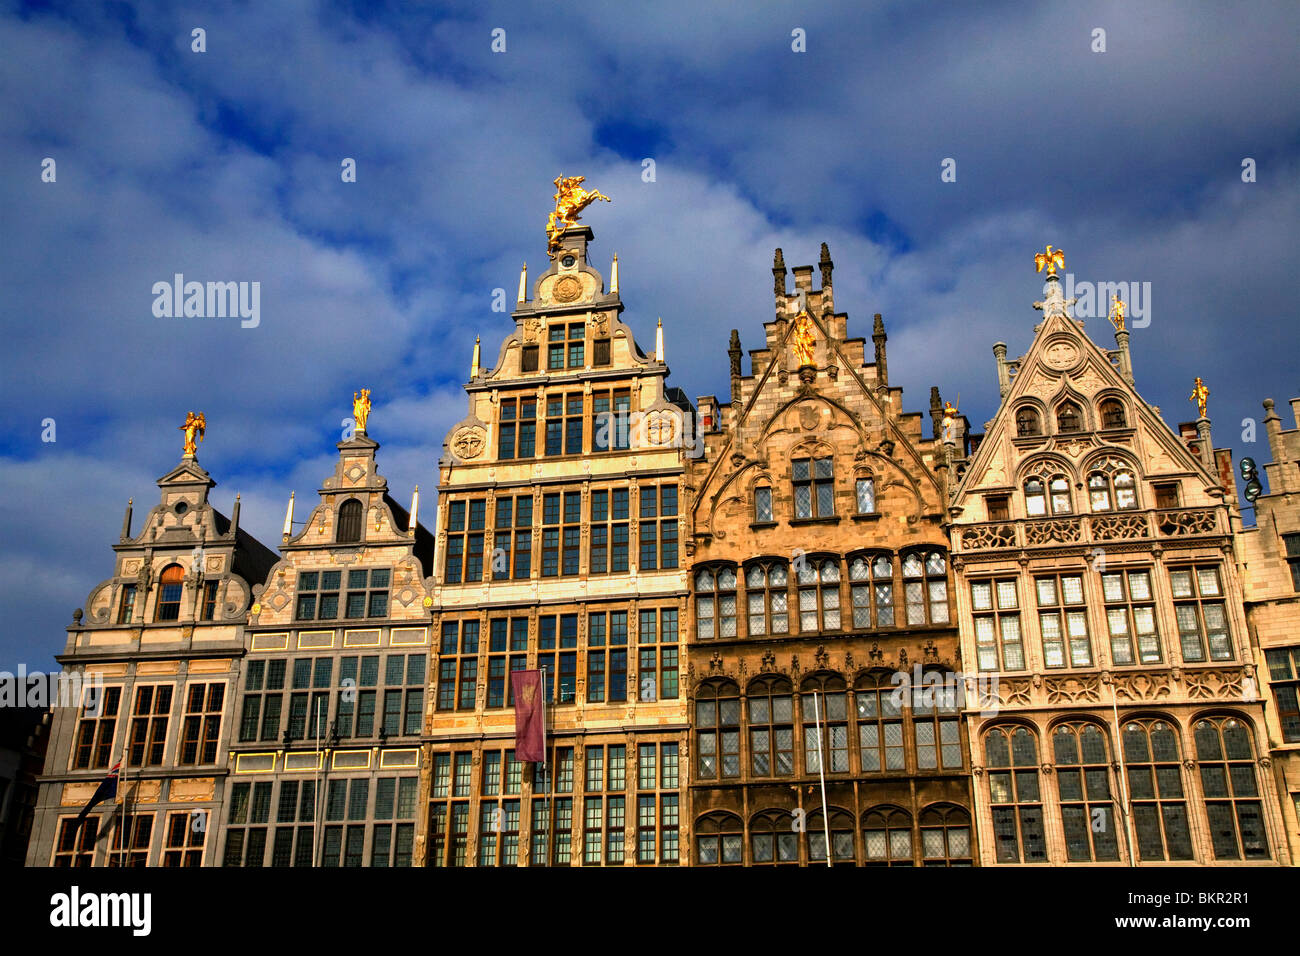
[541,492,581,576]
[438,620,479,712]
[849,554,894,629]
[444,499,485,585]
[336,499,363,543]
[486,617,529,708]
[545,393,583,456]
[587,610,628,704]
[493,494,533,580]
[1265,647,1300,742]
[589,488,630,574]
[73,685,121,769]
[636,608,679,702]
[745,561,789,636]
[985,727,1047,863]
[1053,723,1119,862]
[695,681,740,780]
[792,457,834,518]
[127,684,173,767]
[694,566,737,640]
[1123,719,1193,861]
[1035,573,1091,668]
[972,579,1024,671]
[638,483,678,571]
[497,396,536,460]
[1101,568,1161,664]
[1194,717,1269,860]
[1169,565,1232,661]
[591,387,630,452]
[155,564,184,621]
[548,322,584,370]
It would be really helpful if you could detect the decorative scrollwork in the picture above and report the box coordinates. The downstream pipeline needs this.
[1024,517,1082,545]
[1091,513,1149,541]
[962,522,1016,550]
[1156,508,1218,537]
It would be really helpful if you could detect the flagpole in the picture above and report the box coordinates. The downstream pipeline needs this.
[313,696,323,867]
[813,691,831,867]
[1109,682,1137,867]
[542,677,551,867]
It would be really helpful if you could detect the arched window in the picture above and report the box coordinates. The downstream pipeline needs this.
[155,564,185,621]
[1088,459,1138,512]
[750,810,799,865]
[862,807,912,866]
[919,805,972,866]
[902,550,949,625]
[754,485,773,523]
[985,726,1047,862]
[1015,407,1042,437]
[797,558,841,632]
[744,562,789,636]
[801,674,849,773]
[1025,475,1071,516]
[695,812,743,865]
[694,566,737,640]
[1194,717,1269,860]
[855,476,875,514]
[1053,723,1120,861]
[807,808,856,865]
[694,681,740,780]
[1100,399,1127,429]
[1056,401,1082,433]
[849,554,894,629]
[746,676,794,777]
[913,670,962,770]
[1122,719,1193,861]
[854,671,905,772]
[337,498,363,544]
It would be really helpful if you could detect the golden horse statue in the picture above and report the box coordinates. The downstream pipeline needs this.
[179,411,206,458]
[546,175,611,256]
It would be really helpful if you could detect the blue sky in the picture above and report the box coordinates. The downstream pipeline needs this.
[1,0,1297,669]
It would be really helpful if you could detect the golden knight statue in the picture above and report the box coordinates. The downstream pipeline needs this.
[353,389,371,434]
[792,311,816,366]
[1034,244,1066,276]
[179,411,206,458]
[1108,294,1126,331]
[1190,377,1209,419]
[546,175,611,257]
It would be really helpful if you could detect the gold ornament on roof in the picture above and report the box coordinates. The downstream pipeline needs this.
[353,389,371,434]
[1034,244,1066,276]
[791,311,816,366]
[179,411,206,458]
[546,175,610,257]
[1189,377,1209,419]
[1108,294,1126,331]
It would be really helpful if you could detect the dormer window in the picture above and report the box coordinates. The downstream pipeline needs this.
[1100,399,1127,429]
[1056,402,1082,434]
[337,499,363,544]
[548,322,584,370]
[1015,408,1041,438]
[155,564,184,621]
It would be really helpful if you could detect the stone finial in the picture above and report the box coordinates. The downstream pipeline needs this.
[872,313,888,386]
[773,248,786,298]
[819,242,833,289]
[929,387,944,440]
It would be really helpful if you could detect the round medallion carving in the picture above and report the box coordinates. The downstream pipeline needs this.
[1042,339,1080,371]
[553,276,581,302]
[451,426,486,460]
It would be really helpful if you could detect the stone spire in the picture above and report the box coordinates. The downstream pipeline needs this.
[728,329,743,403]
[772,247,786,304]
[517,263,527,304]
[409,485,420,536]
[819,242,834,311]
[282,490,295,541]
[470,335,481,378]
[230,493,241,537]
[872,313,888,386]
[610,254,619,294]
[929,387,944,440]
[655,317,664,363]
[120,497,134,542]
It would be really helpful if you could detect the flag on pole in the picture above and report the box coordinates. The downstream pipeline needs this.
[72,761,121,833]
[511,670,545,762]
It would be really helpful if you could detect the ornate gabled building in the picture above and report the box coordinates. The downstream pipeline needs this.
[220,415,435,867]
[424,223,694,866]
[1234,394,1300,860]
[947,257,1291,865]
[26,441,277,867]
[686,245,972,866]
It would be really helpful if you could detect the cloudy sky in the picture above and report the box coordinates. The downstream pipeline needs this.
[2,0,1297,669]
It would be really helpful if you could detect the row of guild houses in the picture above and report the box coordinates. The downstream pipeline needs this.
[22,194,1300,867]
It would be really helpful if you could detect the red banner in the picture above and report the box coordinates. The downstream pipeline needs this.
[511,670,545,762]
